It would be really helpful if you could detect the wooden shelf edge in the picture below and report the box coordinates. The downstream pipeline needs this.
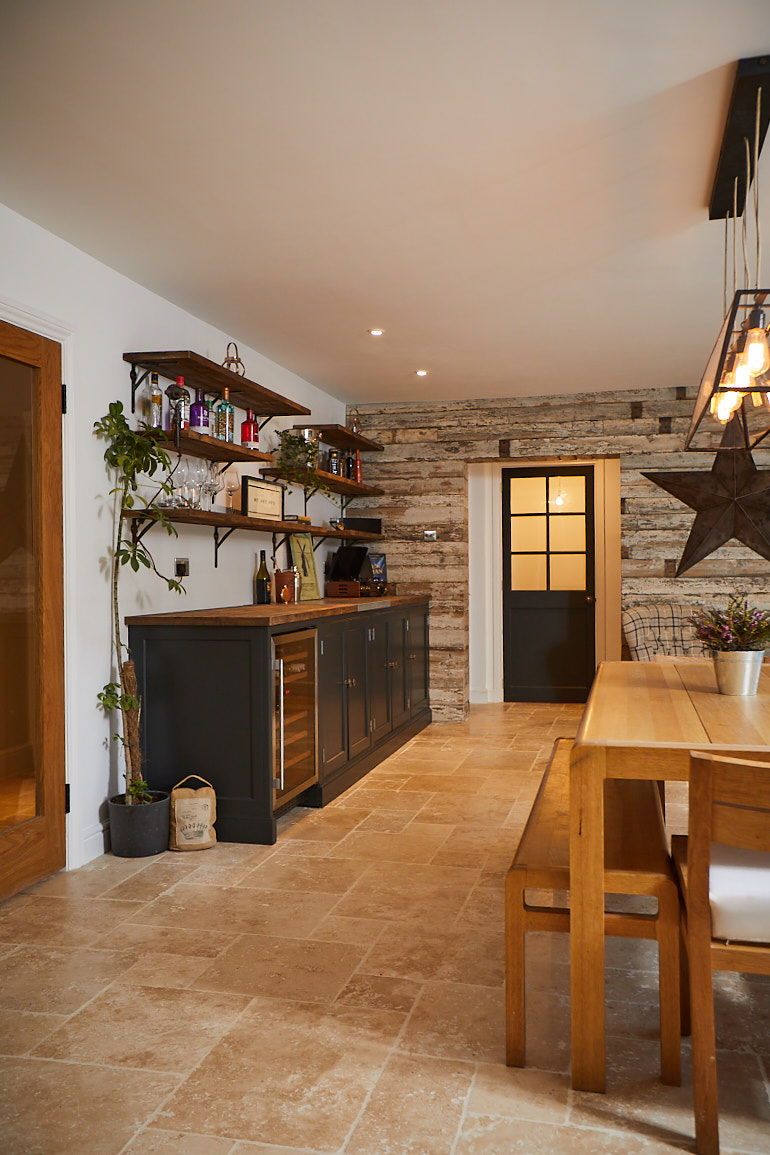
[123,508,381,541]
[260,465,384,497]
[291,423,384,452]
[160,430,274,464]
[124,349,311,418]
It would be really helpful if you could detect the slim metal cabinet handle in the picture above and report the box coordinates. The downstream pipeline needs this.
[278,657,285,790]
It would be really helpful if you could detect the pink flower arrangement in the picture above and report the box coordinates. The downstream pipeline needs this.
[689,596,770,652]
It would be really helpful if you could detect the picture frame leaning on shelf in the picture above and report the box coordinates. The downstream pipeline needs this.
[289,532,321,601]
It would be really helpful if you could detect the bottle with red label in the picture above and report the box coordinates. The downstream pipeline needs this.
[241,409,259,450]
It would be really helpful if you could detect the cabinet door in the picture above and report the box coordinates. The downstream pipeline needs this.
[344,618,370,759]
[389,612,410,729]
[318,624,347,779]
[367,617,392,744]
[407,608,429,715]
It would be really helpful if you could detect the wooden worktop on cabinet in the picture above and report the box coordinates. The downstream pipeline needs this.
[126,594,428,629]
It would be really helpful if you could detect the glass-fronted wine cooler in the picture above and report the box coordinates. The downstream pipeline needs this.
[272,629,318,807]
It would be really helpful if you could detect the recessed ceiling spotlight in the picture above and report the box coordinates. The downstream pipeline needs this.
[368,328,384,336]
[416,369,428,376]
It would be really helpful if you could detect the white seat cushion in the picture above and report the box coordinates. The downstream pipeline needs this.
[709,842,770,944]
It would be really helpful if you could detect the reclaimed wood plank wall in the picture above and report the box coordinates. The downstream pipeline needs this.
[349,387,770,720]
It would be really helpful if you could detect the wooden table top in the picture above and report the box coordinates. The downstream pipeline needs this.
[126,594,429,629]
[576,660,770,753]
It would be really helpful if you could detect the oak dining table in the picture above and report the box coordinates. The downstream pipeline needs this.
[568,658,770,1093]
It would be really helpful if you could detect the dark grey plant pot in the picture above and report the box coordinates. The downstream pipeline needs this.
[107,791,170,858]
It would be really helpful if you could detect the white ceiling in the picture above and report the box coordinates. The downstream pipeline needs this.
[0,1,768,404]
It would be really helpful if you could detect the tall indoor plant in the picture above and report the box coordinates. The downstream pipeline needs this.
[689,596,770,695]
[94,401,185,851]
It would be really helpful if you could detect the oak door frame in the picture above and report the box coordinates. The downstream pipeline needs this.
[0,318,65,901]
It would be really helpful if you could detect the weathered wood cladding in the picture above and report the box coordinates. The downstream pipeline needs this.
[350,387,770,721]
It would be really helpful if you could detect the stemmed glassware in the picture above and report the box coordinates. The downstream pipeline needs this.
[224,469,240,513]
[185,460,207,509]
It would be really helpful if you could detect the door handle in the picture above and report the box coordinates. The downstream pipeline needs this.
[586,595,594,604]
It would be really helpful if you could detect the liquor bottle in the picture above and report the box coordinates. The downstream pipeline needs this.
[215,386,235,442]
[353,448,362,483]
[189,388,210,434]
[254,550,271,604]
[241,408,259,450]
[344,448,355,479]
[167,375,191,432]
[327,448,340,475]
[147,372,163,429]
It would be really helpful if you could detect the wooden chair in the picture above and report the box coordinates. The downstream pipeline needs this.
[505,738,681,1084]
[672,751,770,1155]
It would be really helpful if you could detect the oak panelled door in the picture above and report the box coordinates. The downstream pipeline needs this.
[502,466,595,703]
[0,320,65,902]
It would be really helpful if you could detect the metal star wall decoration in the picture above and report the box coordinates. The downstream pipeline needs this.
[643,416,770,576]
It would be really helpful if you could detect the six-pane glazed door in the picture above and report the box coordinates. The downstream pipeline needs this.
[502,467,595,702]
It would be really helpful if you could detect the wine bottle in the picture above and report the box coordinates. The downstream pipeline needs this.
[189,388,210,434]
[167,375,190,432]
[241,408,259,450]
[148,372,162,429]
[215,386,235,442]
[254,550,271,604]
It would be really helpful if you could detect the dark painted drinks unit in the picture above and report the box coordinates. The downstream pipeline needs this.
[127,597,430,844]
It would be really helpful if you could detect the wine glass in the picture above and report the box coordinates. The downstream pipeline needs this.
[207,463,225,510]
[186,460,207,509]
[170,459,189,508]
[224,469,240,512]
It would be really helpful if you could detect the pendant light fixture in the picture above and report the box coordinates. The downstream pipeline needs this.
[686,57,770,450]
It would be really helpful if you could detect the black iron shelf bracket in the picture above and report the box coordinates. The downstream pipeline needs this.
[213,525,236,568]
[129,365,151,414]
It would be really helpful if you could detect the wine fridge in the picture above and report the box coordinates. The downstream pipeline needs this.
[272,629,318,807]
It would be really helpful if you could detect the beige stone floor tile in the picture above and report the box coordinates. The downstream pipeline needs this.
[345,1052,474,1155]
[467,1063,570,1123]
[33,983,251,1073]
[417,795,516,828]
[123,1130,237,1154]
[103,861,204,902]
[193,934,367,1002]
[280,808,370,841]
[400,773,486,794]
[236,854,371,894]
[327,823,453,864]
[0,894,143,946]
[385,751,470,773]
[121,951,213,989]
[92,921,238,958]
[129,883,339,938]
[353,808,416,832]
[434,825,519,857]
[456,749,539,772]
[0,1057,178,1155]
[25,854,150,898]
[157,997,405,1150]
[335,972,422,1013]
[398,981,505,1063]
[332,861,479,924]
[360,918,504,987]
[310,914,389,947]
[0,1008,69,1055]
[454,1116,679,1154]
[334,786,434,811]
[0,944,137,1013]
[270,837,333,857]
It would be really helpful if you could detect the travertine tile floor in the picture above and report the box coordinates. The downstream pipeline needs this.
[1,703,769,1154]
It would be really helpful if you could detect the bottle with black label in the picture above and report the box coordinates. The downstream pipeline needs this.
[254,550,271,604]
[344,448,355,479]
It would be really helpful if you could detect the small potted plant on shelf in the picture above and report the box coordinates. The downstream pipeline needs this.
[274,428,330,515]
[689,595,770,696]
[94,400,185,855]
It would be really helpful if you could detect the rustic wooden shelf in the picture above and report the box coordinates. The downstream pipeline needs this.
[260,465,384,498]
[291,423,384,452]
[160,429,274,464]
[124,349,311,418]
[124,507,382,567]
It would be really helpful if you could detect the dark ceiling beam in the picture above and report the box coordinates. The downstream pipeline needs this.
[709,54,770,221]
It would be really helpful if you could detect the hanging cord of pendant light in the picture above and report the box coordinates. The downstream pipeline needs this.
[754,87,762,289]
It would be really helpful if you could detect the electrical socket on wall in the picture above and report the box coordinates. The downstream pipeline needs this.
[423,530,437,542]
[175,558,189,577]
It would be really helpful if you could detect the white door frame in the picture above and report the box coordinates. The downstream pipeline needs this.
[468,457,621,703]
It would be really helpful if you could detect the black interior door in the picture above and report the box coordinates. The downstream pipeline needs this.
[502,466,595,703]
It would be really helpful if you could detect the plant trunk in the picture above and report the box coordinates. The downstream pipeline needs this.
[120,659,142,800]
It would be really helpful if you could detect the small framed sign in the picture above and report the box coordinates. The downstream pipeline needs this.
[369,553,387,583]
[289,532,322,601]
[241,476,284,520]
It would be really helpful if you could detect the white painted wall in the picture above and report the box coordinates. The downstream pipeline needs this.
[468,459,622,702]
[0,202,345,869]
